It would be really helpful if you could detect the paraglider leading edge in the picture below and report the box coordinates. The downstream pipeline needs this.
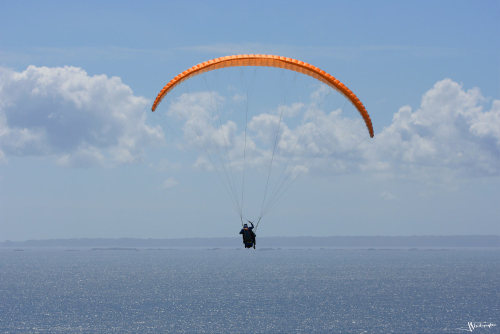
[151,54,374,138]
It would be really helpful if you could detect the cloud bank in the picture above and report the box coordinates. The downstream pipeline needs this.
[1,65,497,178]
[167,79,500,179]
[0,66,163,166]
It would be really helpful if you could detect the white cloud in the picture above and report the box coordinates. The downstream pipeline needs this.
[168,92,262,171]
[469,100,500,143]
[166,89,370,177]
[276,102,304,118]
[193,156,214,171]
[163,79,500,180]
[162,177,179,189]
[0,66,163,167]
[370,79,500,177]
[168,92,229,149]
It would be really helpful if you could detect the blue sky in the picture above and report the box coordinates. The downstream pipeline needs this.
[1,0,499,240]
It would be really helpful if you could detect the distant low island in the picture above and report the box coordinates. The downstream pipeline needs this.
[1,235,499,249]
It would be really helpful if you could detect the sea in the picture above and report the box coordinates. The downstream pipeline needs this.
[0,247,498,334]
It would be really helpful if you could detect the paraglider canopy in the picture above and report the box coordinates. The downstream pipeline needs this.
[152,54,374,138]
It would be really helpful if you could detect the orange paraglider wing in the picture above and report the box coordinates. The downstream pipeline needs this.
[152,54,374,138]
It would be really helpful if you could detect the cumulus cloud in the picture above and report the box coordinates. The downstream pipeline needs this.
[168,91,230,148]
[0,66,163,166]
[164,79,500,179]
[168,92,264,171]
[167,89,370,178]
[370,79,500,177]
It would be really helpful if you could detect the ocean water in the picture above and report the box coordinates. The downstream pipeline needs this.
[0,248,498,333]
